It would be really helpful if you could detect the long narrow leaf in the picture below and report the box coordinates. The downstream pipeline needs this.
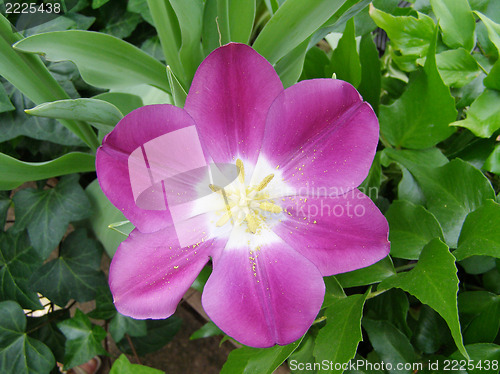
[0,152,96,190]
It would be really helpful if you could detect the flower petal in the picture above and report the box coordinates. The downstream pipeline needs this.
[109,226,221,319]
[273,191,390,275]
[258,79,379,195]
[202,227,325,347]
[96,104,204,233]
[184,43,283,165]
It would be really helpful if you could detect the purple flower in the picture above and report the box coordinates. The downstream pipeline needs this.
[96,43,390,348]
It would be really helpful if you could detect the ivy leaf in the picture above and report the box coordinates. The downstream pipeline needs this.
[0,301,55,374]
[87,285,116,320]
[365,289,411,337]
[434,49,481,88]
[369,5,435,58]
[220,337,303,374]
[313,292,368,373]
[362,319,419,374]
[393,158,495,248]
[379,239,468,359]
[0,232,43,310]
[458,291,500,344]
[385,200,444,260]
[449,344,500,374]
[451,89,500,138]
[379,28,457,149]
[57,309,107,369]
[484,144,500,175]
[110,354,164,374]
[0,83,14,113]
[412,305,453,354]
[30,229,107,307]
[13,175,92,259]
[430,0,475,51]
[27,309,69,363]
[454,200,500,261]
[117,317,182,356]
[109,313,147,342]
[335,257,395,288]
[0,194,11,231]
[329,18,361,87]
[190,322,223,340]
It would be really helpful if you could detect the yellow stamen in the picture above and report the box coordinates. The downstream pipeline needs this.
[259,202,283,213]
[246,213,259,234]
[216,212,230,227]
[255,174,274,191]
[236,159,245,184]
[209,184,222,193]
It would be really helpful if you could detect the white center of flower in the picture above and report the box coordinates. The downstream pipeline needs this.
[210,159,282,234]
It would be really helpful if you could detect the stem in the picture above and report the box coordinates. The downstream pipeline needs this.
[312,315,327,325]
[366,288,389,299]
[477,62,488,75]
[126,334,142,365]
[395,263,417,272]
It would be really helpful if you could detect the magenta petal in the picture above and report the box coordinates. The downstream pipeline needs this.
[274,191,390,275]
[109,226,221,319]
[184,43,283,165]
[260,79,379,195]
[202,232,325,347]
[96,105,200,233]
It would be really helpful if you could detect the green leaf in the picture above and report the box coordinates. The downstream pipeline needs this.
[0,85,84,146]
[449,344,500,374]
[484,144,500,174]
[220,338,303,374]
[365,288,411,337]
[483,60,500,91]
[329,18,361,87]
[412,305,453,354]
[253,0,348,64]
[430,0,475,51]
[369,5,435,58]
[313,293,368,373]
[166,66,187,108]
[275,38,310,88]
[358,33,381,114]
[451,89,500,138]
[109,313,147,342]
[0,194,10,229]
[0,232,43,310]
[190,322,223,340]
[359,152,382,198]
[146,0,185,86]
[128,0,154,25]
[169,0,204,83]
[27,309,69,363]
[117,317,182,356]
[458,291,500,344]
[13,175,92,259]
[379,27,457,149]
[288,334,316,374]
[336,257,395,288]
[57,309,107,369]
[475,12,500,53]
[454,200,500,261]
[417,159,494,247]
[0,83,14,113]
[0,15,99,149]
[201,0,219,56]
[30,229,106,307]
[85,180,134,257]
[13,30,170,92]
[322,275,346,309]
[110,354,164,374]
[362,319,419,374]
[87,285,116,320]
[379,239,468,359]
[385,200,444,260]
[0,301,55,374]
[300,46,330,80]
[217,0,256,44]
[0,152,96,191]
[101,11,142,39]
[92,0,111,9]
[435,49,481,88]
[25,98,123,131]
[92,92,143,116]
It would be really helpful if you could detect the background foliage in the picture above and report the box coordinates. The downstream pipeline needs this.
[0,0,499,373]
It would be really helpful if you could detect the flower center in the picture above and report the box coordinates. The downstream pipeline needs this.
[210,159,282,234]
